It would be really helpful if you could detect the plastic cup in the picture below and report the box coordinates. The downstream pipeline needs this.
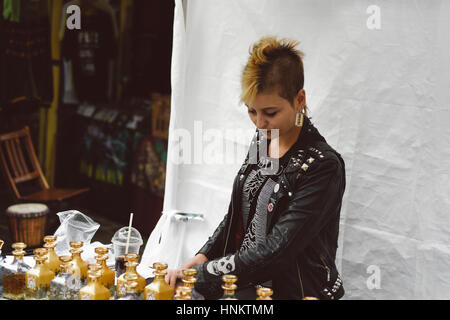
[111,227,143,278]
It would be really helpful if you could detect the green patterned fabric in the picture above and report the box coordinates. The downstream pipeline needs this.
[3,0,21,22]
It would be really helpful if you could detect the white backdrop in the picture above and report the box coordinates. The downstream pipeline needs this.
[141,0,450,299]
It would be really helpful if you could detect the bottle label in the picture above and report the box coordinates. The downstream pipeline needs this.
[146,291,155,300]
[80,293,91,300]
[118,283,126,296]
[27,276,36,290]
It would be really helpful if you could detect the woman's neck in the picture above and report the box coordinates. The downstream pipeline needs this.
[268,126,302,159]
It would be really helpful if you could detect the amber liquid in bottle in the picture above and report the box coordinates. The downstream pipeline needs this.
[25,248,55,300]
[70,241,88,285]
[116,260,145,298]
[144,262,174,300]
[49,255,82,300]
[79,270,110,300]
[117,274,142,300]
[43,235,61,275]
[95,254,115,297]
[2,243,29,300]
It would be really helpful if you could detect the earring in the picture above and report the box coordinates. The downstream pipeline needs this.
[295,111,304,127]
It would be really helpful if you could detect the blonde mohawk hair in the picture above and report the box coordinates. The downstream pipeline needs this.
[241,36,305,109]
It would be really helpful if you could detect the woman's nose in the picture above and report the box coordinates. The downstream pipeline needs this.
[256,114,267,129]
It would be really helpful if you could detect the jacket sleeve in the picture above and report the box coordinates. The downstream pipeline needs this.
[195,204,230,260]
[192,156,345,299]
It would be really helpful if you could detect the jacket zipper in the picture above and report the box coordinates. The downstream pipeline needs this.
[223,174,239,255]
[223,209,233,256]
[296,261,305,298]
[320,257,331,282]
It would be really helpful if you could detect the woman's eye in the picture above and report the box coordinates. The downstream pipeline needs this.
[248,109,256,115]
[266,112,277,117]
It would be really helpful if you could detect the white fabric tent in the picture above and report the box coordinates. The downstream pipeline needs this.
[141,0,450,299]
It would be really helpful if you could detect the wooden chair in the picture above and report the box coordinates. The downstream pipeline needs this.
[0,126,89,204]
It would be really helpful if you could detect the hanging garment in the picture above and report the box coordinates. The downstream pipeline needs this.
[61,8,117,102]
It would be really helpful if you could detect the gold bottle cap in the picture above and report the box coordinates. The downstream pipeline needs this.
[33,248,48,257]
[0,240,4,250]
[94,247,109,255]
[182,278,197,289]
[59,255,72,270]
[124,273,139,290]
[44,242,56,249]
[43,235,57,244]
[59,255,72,263]
[124,253,139,262]
[124,273,139,281]
[256,287,273,300]
[34,254,48,262]
[69,241,83,249]
[12,242,27,251]
[87,270,102,279]
[222,274,238,284]
[222,274,238,294]
[88,263,103,272]
[302,296,319,300]
[221,283,237,291]
[182,268,197,277]
[153,262,168,271]
[12,249,25,257]
[70,248,83,255]
[125,261,139,270]
[95,254,108,262]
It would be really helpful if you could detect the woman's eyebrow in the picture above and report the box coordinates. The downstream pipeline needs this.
[245,105,278,111]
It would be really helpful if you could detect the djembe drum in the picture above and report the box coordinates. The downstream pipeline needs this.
[5,203,49,247]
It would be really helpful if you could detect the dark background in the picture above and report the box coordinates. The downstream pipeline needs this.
[0,0,174,254]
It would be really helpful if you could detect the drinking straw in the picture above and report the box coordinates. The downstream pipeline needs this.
[125,213,134,254]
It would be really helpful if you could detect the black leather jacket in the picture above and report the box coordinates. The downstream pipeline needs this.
[192,117,346,300]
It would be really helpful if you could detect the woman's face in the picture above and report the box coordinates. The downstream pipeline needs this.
[246,89,305,139]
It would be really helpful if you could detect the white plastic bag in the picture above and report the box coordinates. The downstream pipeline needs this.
[53,210,100,256]
[140,210,205,277]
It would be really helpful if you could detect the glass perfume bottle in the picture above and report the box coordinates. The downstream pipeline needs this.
[174,286,192,300]
[49,255,82,300]
[0,240,5,296]
[95,254,115,297]
[25,248,55,300]
[144,262,174,300]
[69,241,88,285]
[117,274,142,300]
[116,260,145,298]
[181,268,204,300]
[219,274,238,300]
[2,243,30,300]
[43,235,61,275]
[86,263,103,286]
[78,269,110,300]
[256,287,273,300]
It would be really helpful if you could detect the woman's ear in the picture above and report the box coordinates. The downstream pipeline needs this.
[295,89,306,112]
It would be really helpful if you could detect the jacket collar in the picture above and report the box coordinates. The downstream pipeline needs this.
[241,116,325,174]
